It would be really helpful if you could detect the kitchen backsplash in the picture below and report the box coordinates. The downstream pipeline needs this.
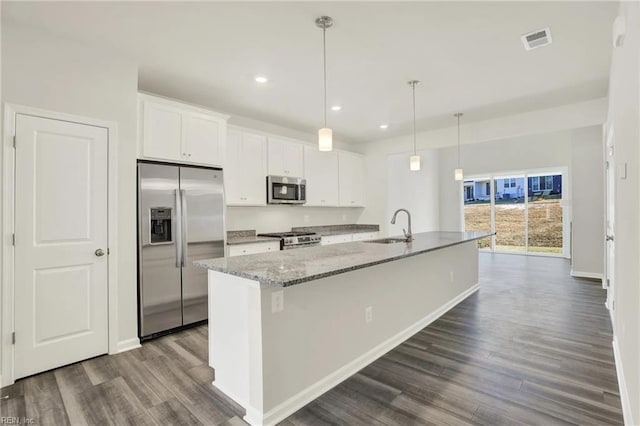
[226,206,364,233]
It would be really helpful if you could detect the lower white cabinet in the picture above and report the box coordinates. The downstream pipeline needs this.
[321,232,379,245]
[228,241,280,257]
[351,232,380,242]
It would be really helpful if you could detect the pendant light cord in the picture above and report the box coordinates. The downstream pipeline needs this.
[322,25,327,128]
[457,113,461,168]
[411,82,417,155]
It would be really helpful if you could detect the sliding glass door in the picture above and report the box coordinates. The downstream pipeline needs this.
[527,173,563,254]
[463,177,493,251]
[463,169,566,257]
[494,175,526,253]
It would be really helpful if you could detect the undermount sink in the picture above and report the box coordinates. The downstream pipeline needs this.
[364,237,408,244]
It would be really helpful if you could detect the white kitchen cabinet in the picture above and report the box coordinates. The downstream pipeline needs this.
[338,151,366,207]
[267,137,304,177]
[351,232,379,241]
[228,241,280,257]
[321,232,379,245]
[139,94,228,167]
[226,128,267,206]
[320,234,352,245]
[303,146,339,206]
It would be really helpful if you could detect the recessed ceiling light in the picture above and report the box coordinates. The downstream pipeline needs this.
[331,105,342,111]
[255,75,268,84]
[379,124,389,129]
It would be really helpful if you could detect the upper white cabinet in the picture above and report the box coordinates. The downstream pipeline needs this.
[303,146,339,206]
[267,137,304,177]
[338,151,366,207]
[139,94,228,167]
[226,128,267,206]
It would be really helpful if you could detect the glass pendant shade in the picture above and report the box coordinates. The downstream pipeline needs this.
[454,168,464,181]
[410,155,421,171]
[318,128,333,151]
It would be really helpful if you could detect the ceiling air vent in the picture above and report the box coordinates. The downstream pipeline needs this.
[521,27,552,51]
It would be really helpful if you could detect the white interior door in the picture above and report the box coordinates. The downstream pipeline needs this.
[605,127,615,319]
[14,114,109,379]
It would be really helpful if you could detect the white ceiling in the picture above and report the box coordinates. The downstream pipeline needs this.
[2,1,617,144]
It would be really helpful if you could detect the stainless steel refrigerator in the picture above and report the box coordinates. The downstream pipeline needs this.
[137,161,225,340]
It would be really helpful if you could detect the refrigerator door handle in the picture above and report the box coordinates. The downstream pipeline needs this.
[175,189,182,268]
[180,189,188,267]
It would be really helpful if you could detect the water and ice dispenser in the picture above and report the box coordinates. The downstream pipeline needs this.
[149,208,173,244]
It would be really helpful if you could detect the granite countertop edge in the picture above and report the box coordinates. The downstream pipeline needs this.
[196,232,493,287]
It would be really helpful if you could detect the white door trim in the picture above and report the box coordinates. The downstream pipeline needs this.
[1,104,119,387]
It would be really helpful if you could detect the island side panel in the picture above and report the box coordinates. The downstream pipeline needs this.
[208,270,264,413]
[258,240,479,421]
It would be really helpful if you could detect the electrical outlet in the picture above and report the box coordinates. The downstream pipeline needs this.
[365,306,373,323]
[271,291,284,313]
[450,271,454,282]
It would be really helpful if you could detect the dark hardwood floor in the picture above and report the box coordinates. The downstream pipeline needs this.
[1,253,623,425]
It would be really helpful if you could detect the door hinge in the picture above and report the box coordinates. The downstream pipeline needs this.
[11,332,15,345]
[12,135,16,148]
[107,248,110,255]
[607,278,610,288]
[11,234,15,246]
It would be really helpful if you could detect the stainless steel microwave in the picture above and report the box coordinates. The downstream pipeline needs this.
[267,175,306,204]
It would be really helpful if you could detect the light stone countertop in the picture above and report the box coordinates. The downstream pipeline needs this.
[196,231,493,287]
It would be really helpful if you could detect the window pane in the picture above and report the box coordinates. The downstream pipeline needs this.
[495,176,526,252]
[528,174,563,254]
[463,178,492,250]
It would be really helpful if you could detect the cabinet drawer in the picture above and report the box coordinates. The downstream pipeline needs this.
[320,234,353,246]
[351,232,379,242]
[228,241,280,257]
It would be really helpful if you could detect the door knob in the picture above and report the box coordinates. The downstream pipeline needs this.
[606,235,614,242]
[95,248,105,257]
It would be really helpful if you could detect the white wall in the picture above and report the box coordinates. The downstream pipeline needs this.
[1,23,140,352]
[386,150,440,236]
[606,2,640,424]
[571,130,605,277]
[226,206,364,233]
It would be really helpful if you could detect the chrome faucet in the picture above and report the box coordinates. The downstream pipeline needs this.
[391,208,413,242]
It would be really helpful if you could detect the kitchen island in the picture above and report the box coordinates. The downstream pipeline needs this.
[196,231,492,426]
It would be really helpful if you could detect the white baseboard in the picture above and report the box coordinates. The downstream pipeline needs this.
[570,270,604,280]
[116,337,141,353]
[612,337,634,426]
[247,283,481,426]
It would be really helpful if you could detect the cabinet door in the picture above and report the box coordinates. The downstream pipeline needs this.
[240,132,267,205]
[321,234,353,245]
[303,146,339,206]
[183,112,224,166]
[339,151,365,207]
[283,142,304,177]
[268,138,304,177]
[224,129,244,205]
[228,241,280,257]
[142,101,183,161]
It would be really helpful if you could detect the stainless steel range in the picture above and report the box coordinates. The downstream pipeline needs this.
[257,231,321,250]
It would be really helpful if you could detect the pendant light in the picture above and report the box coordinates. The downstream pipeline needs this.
[408,80,421,171]
[454,112,464,181]
[316,16,333,151]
